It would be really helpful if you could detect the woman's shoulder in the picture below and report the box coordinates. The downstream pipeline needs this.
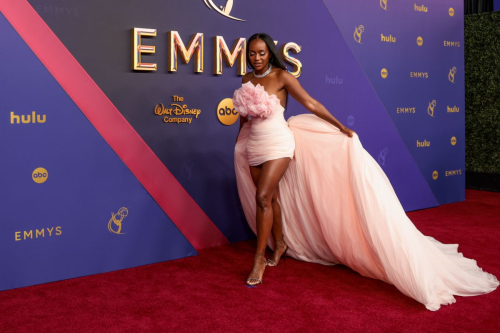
[241,72,253,84]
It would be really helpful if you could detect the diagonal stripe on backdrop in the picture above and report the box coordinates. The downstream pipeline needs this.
[0,0,229,249]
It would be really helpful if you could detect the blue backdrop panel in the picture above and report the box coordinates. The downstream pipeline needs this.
[323,0,465,204]
[0,13,196,291]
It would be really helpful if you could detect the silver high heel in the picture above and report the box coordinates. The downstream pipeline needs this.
[246,253,268,286]
[267,238,288,267]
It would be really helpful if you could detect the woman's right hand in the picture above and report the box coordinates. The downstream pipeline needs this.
[340,126,355,138]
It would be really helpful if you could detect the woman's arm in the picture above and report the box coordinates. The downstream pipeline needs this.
[281,70,355,137]
[235,74,251,142]
[236,114,248,142]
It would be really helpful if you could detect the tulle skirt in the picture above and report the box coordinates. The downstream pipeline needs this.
[234,114,498,311]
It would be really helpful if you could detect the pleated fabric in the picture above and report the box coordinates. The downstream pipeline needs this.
[234,113,498,311]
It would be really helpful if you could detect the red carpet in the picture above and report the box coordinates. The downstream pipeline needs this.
[1,190,499,332]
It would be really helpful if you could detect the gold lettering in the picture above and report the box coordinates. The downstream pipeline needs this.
[169,31,204,73]
[36,229,45,238]
[15,231,21,241]
[397,107,416,113]
[47,227,54,236]
[56,226,62,236]
[24,230,33,240]
[213,36,245,75]
[132,28,157,71]
[281,42,302,78]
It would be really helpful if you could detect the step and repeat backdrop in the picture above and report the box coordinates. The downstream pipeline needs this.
[0,0,464,291]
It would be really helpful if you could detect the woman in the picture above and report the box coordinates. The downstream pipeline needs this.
[233,33,498,310]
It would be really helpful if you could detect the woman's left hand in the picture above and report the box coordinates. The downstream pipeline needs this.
[340,126,355,138]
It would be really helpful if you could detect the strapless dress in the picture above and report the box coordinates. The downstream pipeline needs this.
[232,81,498,311]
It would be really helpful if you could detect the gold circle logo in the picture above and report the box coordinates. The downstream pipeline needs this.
[449,8,455,17]
[381,68,388,79]
[417,37,423,46]
[217,98,239,126]
[432,170,438,180]
[451,136,457,146]
[32,167,48,183]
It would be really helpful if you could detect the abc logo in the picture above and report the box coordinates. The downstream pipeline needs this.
[217,98,239,126]
[451,136,457,146]
[32,167,48,184]
[380,68,388,79]
[449,8,455,17]
[417,37,423,46]
[432,170,438,180]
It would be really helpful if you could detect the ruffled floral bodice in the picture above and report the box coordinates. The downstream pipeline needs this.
[232,81,282,118]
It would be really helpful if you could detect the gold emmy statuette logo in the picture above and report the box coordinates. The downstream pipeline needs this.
[448,67,457,83]
[381,68,388,79]
[449,8,455,17]
[154,95,202,124]
[217,98,239,126]
[417,36,423,46]
[32,167,48,184]
[108,207,129,235]
[380,0,388,11]
[427,100,436,117]
[451,136,457,146]
[353,25,365,44]
[203,0,245,22]
[432,171,438,180]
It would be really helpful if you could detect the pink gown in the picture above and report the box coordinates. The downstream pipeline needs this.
[233,81,498,311]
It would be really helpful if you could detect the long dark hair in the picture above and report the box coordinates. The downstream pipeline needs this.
[246,33,287,71]
[246,33,289,111]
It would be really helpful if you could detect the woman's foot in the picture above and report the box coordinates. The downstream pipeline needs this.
[246,253,267,286]
[267,238,288,267]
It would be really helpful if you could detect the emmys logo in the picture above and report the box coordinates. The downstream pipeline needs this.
[203,0,245,22]
[427,100,436,117]
[445,169,462,177]
[155,95,202,124]
[451,136,457,146]
[378,147,389,166]
[444,41,460,47]
[397,107,416,114]
[32,167,48,184]
[380,68,388,79]
[380,0,388,11]
[217,98,239,126]
[432,170,438,180]
[10,111,46,124]
[15,226,62,241]
[381,34,396,43]
[108,207,129,235]
[448,67,457,83]
[410,71,429,79]
[449,8,455,17]
[353,25,364,44]
[417,37,423,46]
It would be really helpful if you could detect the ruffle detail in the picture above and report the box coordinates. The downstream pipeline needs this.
[232,81,281,118]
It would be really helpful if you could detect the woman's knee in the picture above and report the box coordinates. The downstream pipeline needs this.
[255,191,272,210]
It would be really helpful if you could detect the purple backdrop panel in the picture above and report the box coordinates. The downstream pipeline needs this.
[322,0,465,204]
[26,0,446,243]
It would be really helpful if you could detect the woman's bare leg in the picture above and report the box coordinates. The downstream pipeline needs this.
[268,190,288,266]
[247,157,291,284]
